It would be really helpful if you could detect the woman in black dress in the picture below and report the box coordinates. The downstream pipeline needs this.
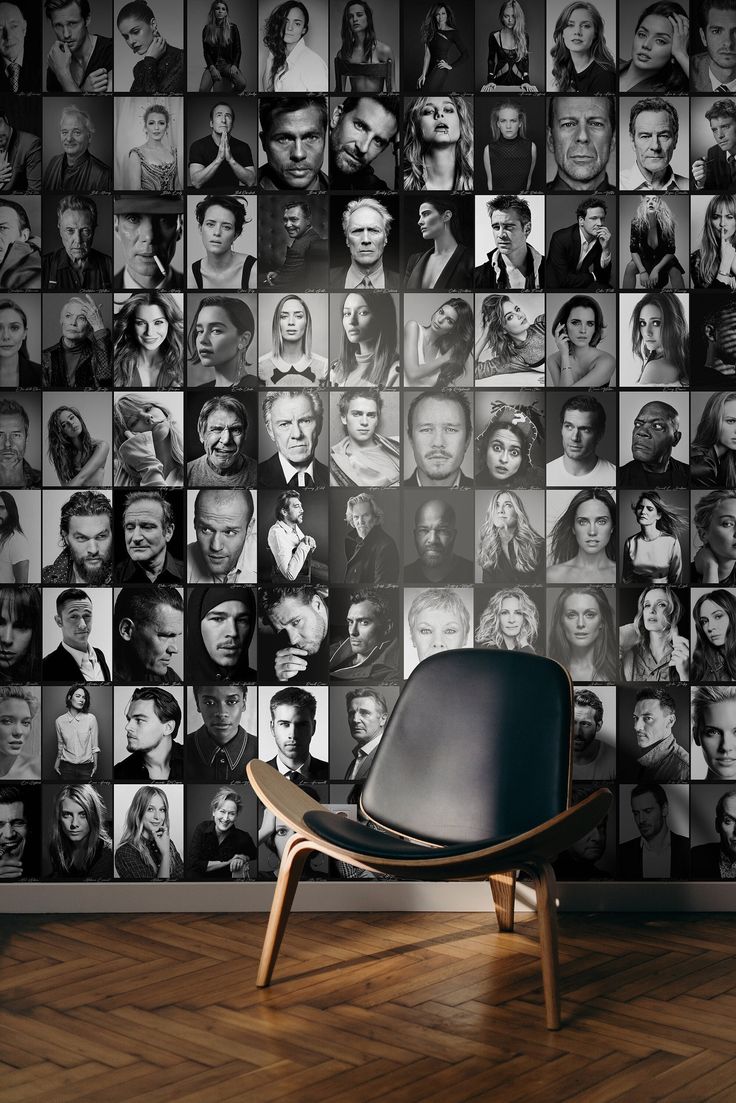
[416,3,469,92]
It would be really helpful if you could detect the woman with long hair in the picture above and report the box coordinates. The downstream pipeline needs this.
[0,299,40,388]
[54,685,99,782]
[403,95,473,192]
[48,783,113,880]
[191,196,257,291]
[550,1,616,93]
[482,100,536,192]
[258,295,328,386]
[186,585,257,683]
[187,787,257,880]
[199,0,247,92]
[0,493,28,583]
[620,584,689,682]
[475,402,544,489]
[623,195,686,290]
[47,406,109,488]
[404,198,474,291]
[330,291,400,387]
[477,489,544,583]
[335,0,394,91]
[124,103,180,193]
[547,295,615,388]
[691,489,736,586]
[547,489,617,584]
[548,585,617,682]
[628,293,689,386]
[481,0,535,90]
[42,296,112,390]
[262,1,328,91]
[112,395,183,487]
[692,589,736,683]
[475,586,539,652]
[416,3,469,92]
[0,585,41,684]
[691,194,736,289]
[114,785,183,881]
[330,388,400,488]
[618,1,690,94]
[475,295,545,386]
[692,392,736,489]
[188,296,259,390]
[621,491,685,584]
[403,296,473,387]
[113,292,183,389]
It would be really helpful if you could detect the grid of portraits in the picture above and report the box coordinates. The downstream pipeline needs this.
[3,0,736,886]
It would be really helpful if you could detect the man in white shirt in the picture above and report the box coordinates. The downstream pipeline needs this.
[187,487,255,583]
[546,394,616,486]
[42,587,110,682]
[620,98,689,192]
[113,194,183,290]
[691,0,736,91]
[267,490,316,582]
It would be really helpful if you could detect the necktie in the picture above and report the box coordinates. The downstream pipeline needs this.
[79,653,96,680]
[346,751,366,782]
[8,63,19,92]
[716,84,733,93]
[285,770,301,783]
[359,277,374,289]
[271,364,316,384]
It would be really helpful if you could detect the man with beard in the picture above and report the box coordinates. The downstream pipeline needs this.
[262,199,328,289]
[553,784,612,880]
[404,390,474,488]
[113,490,182,583]
[188,101,255,191]
[42,196,112,293]
[0,107,41,193]
[186,683,256,783]
[619,400,689,489]
[113,585,183,685]
[328,95,399,190]
[42,587,111,682]
[404,498,473,583]
[42,107,111,193]
[42,490,112,585]
[572,688,615,781]
[259,583,329,683]
[693,301,736,389]
[187,487,255,583]
[0,399,40,489]
[114,686,183,781]
[266,686,328,783]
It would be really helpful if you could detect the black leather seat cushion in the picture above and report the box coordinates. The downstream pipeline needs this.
[303,810,509,860]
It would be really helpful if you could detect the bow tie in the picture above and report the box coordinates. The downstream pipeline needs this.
[271,365,315,384]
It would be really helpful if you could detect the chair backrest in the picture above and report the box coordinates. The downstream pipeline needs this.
[361,649,572,846]
[334,56,391,91]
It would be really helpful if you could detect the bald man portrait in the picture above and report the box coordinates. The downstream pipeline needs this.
[404,498,473,584]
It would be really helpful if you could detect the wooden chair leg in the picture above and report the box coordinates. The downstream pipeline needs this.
[489,870,516,932]
[531,860,561,1030]
[256,837,311,988]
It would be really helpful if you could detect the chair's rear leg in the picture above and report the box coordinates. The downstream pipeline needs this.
[530,860,561,1030]
[489,870,517,932]
[257,837,311,988]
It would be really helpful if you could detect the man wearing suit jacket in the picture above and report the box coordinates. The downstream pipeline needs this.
[267,686,328,784]
[0,110,40,193]
[691,790,736,880]
[329,196,400,289]
[258,389,329,488]
[42,587,111,683]
[547,196,613,291]
[0,3,37,93]
[403,389,474,488]
[344,688,387,783]
[692,99,736,190]
[619,783,690,880]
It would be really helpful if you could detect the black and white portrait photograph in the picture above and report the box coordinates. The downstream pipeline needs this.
[328,386,401,488]
[330,0,400,91]
[41,98,113,193]
[185,0,257,94]
[617,290,689,388]
[571,684,616,782]
[403,387,474,487]
[473,95,545,193]
[257,290,328,386]
[41,780,114,880]
[474,0,545,92]
[260,486,329,584]
[402,0,474,94]
[328,487,400,584]
[114,96,183,193]
[41,584,113,684]
[257,193,329,291]
[545,582,617,682]
[329,585,401,681]
[690,782,736,880]
[545,0,617,94]
[545,292,616,389]
[113,780,184,879]
[403,489,474,584]
[112,683,184,781]
[328,683,399,783]
[617,683,690,783]
[186,195,258,291]
[618,781,689,880]
[41,487,113,587]
[42,682,113,780]
[113,0,185,95]
[185,682,257,783]
[0,683,40,781]
[473,583,544,653]
[475,486,545,584]
[546,487,617,585]
[617,192,688,291]
[617,487,688,587]
[112,584,183,684]
[403,583,472,676]
[402,291,474,387]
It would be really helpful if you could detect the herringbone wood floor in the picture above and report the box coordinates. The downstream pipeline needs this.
[2,909,736,1102]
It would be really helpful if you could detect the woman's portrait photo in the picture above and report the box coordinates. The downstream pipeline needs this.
[547,488,617,585]
[0,491,39,584]
[618,291,689,387]
[259,0,329,91]
[114,0,185,95]
[691,489,736,588]
[187,294,258,391]
[112,391,184,487]
[0,297,42,391]
[475,293,545,388]
[403,292,474,387]
[618,0,690,94]
[620,489,687,585]
[403,196,474,291]
[113,292,184,389]
[44,782,113,880]
[189,0,249,93]
[329,291,400,388]
[43,394,111,488]
[113,782,184,880]
[329,388,401,488]
[478,0,540,91]
[406,0,472,93]
[691,193,736,290]
[186,785,257,880]
[258,292,328,387]
[691,588,736,684]
[0,684,40,781]
[476,98,542,193]
[474,395,545,488]
[403,585,473,676]
[332,0,397,91]
[187,195,257,291]
[692,391,736,490]
[41,294,113,391]
[620,193,688,290]
[547,0,616,93]
[0,585,41,685]
[547,584,617,683]
[474,585,541,653]
[403,94,474,191]
[114,97,182,192]
[546,294,616,388]
[619,584,690,682]
[475,487,545,583]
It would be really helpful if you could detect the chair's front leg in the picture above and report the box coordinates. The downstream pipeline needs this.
[529,860,561,1030]
[257,835,312,988]
[489,870,517,932]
